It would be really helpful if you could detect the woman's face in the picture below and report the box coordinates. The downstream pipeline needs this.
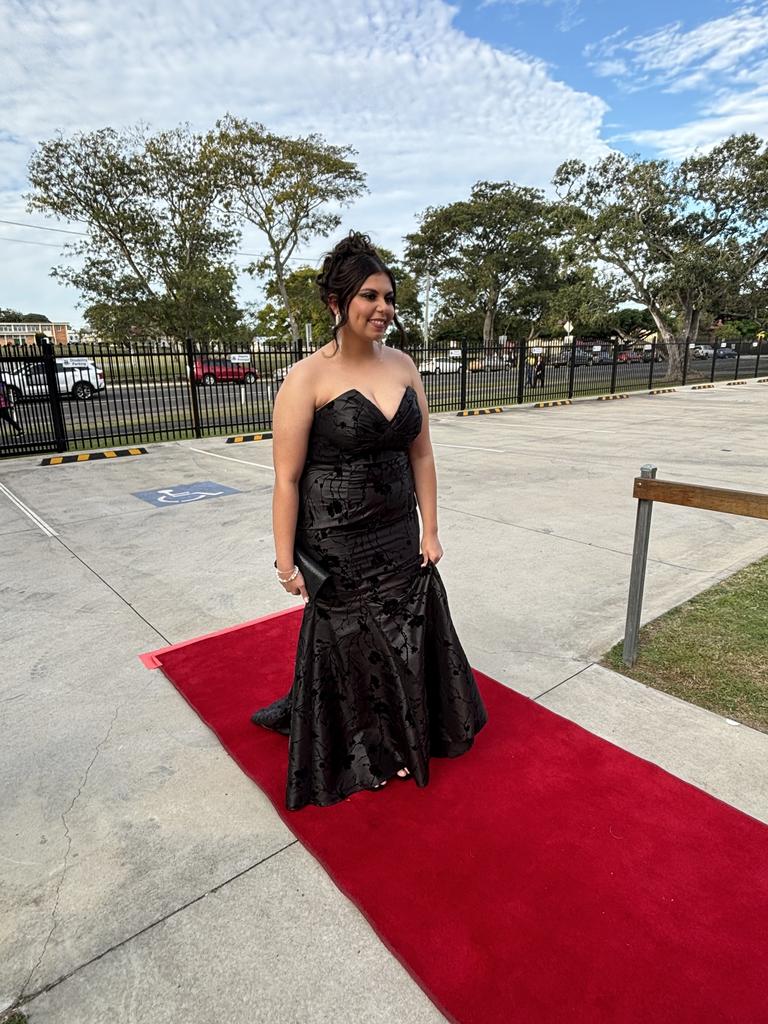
[338,272,395,342]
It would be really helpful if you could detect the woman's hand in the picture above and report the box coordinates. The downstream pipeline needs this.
[420,532,443,567]
[278,570,309,603]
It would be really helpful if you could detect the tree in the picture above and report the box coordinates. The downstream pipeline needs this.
[0,309,51,323]
[375,246,423,350]
[214,115,367,347]
[553,134,768,378]
[26,123,242,343]
[254,266,329,347]
[405,182,555,351]
[405,186,557,354]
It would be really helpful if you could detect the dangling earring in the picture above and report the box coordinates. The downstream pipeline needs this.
[334,312,341,326]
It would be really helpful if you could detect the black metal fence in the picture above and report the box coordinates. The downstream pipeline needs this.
[1,336,766,459]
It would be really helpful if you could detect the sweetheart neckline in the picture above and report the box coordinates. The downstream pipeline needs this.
[314,385,415,424]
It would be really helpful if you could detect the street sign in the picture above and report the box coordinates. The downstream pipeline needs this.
[563,320,574,334]
[59,358,91,368]
[229,353,250,363]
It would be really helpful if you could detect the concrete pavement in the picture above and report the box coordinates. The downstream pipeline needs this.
[2,380,767,1023]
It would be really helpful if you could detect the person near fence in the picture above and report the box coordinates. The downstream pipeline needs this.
[250,231,488,810]
[526,351,536,387]
[0,380,23,436]
[534,353,546,388]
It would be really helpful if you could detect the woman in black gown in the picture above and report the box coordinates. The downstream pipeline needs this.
[252,233,487,810]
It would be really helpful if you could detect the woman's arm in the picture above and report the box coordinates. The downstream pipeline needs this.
[271,366,316,597]
[405,357,443,564]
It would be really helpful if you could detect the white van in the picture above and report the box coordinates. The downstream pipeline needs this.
[1,357,106,401]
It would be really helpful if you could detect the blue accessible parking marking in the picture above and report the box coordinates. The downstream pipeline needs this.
[132,481,242,508]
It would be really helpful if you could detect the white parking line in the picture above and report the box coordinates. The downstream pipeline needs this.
[188,447,274,471]
[0,483,58,537]
[432,442,506,453]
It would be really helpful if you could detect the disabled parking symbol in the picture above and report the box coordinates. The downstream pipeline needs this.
[132,481,241,508]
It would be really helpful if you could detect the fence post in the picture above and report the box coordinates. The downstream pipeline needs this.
[682,340,690,386]
[567,336,577,399]
[609,339,619,395]
[185,336,203,439]
[709,348,717,383]
[734,341,742,380]
[516,339,527,405]
[39,335,67,452]
[623,463,658,667]
[459,339,468,411]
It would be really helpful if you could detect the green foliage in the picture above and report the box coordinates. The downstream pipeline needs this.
[405,181,556,349]
[26,124,242,343]
[214,116,366,344]
[374,246,423,349]
[553,134,768,375]
[0,309,51,323]
[254,265,329,347]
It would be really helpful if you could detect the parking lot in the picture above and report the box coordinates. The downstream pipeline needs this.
[3,381,768,1023]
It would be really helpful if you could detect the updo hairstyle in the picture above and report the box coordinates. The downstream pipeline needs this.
[317,231,406,349]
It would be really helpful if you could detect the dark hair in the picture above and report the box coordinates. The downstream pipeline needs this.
[316,231,406,349]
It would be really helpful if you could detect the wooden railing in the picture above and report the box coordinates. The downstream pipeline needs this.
[623,466,768,665]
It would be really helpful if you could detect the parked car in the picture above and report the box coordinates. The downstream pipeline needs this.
[617,350,644,363]
[715,346,737,359]
[589,350,614,365]
[193,357,259,385]
[552,348,592,368]
[1,357,105,401]
[692,345,715,359]
[272,362,299,386]
[418,357,461,375]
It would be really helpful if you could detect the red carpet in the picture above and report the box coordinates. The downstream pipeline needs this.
[142,608,768,1024]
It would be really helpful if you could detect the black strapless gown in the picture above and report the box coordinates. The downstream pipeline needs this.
[252,385,488,810]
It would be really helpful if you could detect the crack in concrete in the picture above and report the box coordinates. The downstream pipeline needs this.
[19,704,121,1002]
[533,662,596,700]
[16,839,300,1010]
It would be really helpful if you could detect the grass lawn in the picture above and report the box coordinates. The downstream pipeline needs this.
[603,556,768,733]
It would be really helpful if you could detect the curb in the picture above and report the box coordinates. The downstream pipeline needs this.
[456,407,505,416]
[648,388,678,395]
[42,447,147,466]
[534,400,572,409]
[226,432,273,444]
[691,384,716,390]
[726,380,748,386]
[596,394,631,401]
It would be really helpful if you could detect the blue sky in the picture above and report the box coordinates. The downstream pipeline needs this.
[2,0,768,324]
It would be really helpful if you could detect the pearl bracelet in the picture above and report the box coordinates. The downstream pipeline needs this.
[275,563,299,584]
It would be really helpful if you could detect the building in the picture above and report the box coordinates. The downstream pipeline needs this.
[0,322,71,346]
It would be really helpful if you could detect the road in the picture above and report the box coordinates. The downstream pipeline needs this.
[2,356,765,455]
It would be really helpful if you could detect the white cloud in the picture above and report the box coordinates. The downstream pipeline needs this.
[0,0,609,324]
[479,0,584,33]
[585,3,768,158]
[586,4,768,90]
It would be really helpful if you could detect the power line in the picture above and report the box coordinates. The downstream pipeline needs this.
[0,234,64,248]
[0,218,87,235]
[0,217,325,263]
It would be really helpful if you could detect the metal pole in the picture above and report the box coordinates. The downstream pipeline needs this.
[423,271,431,348]
[39,335,67,452]
[185,336,203,439]
[623,464,658,667]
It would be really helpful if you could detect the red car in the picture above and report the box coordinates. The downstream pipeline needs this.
[617,350,644,363]
[193,358,260,385]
